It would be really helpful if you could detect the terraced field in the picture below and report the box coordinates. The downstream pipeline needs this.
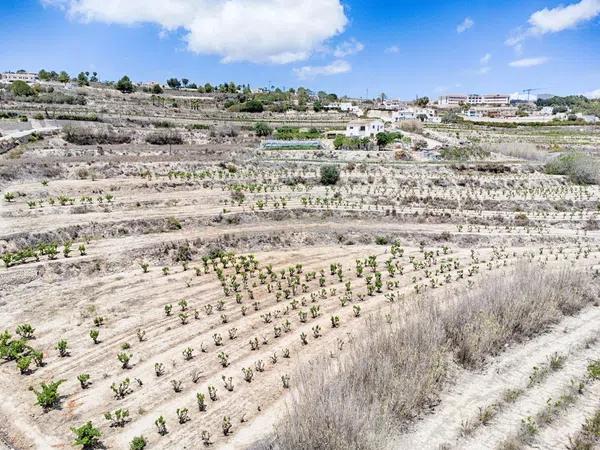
[1,123,600,450]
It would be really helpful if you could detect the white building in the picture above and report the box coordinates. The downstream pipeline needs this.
[392,107,438,122]
[439,93,510,107]
[324,102,362,115]
[381,99,408,110]
[1,71,39,84]
[392,108,417,121]
[345,119,384,138]
[462,109,483,119]
[539,106,554,116]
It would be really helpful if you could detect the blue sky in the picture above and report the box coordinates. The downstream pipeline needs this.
[1,0,599,99]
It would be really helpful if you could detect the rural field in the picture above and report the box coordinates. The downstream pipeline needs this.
[1,87,600,450]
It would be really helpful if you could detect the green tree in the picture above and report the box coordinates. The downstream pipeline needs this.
[115,76,135,94]
[38,69,51,81]
[313,100,323,112]
[151,84,163,94]
[77,72,90,87]
[376,132,402,147]
[415,96,430,107]
[240,99,264,113]
[167,78,181,89]
[204,83,214,93]
[320,165,340,185]
[57,71,70,83]
[10,80,34,97]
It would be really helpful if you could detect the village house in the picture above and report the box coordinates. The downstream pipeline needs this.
[345,119,384,138]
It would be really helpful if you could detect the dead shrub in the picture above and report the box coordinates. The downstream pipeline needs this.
[145,131,184,145]
[63,125,131,145]
[260,265,595,449]
[399,120,423,133]
[444,265,594,367]
[482,143,549,162]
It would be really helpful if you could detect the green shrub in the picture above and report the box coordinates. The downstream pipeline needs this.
[33,379,65,409]
[11,80,34,97]
[254,122,273,137]
[115,76,135,94]
[320,165,340,185]
[376,131,402,147]
[333,135,371,150]
[239,99,264,113]
[129,436,147,450]
[72,421,101,449]
[275,126,320,140]
[166,216,182,230]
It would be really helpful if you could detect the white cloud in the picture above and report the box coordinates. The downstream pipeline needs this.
[513,42,524,55]
[506,0,600,49]
[509,56,549,67]
[529,0,600,34]
[43,0,348,64]
[478,66,491,75]
[585,88,600,98]
[505,31,525,49]
[457,17,474,33]
[480,53,492,64]
[332,38,364,57]
[385,45,400,54]
[293,59,351,79]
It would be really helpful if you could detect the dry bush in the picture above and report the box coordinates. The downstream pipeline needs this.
[257,303,447,450]
[443,265,594,367]
[144,131,184,145]
[399,120,423,133]
[566,408,600,450]
[210,124,240,138]
[259,265,595,450]
[482,142,549,162]
[63,125,132,145]
[545,152,600,185]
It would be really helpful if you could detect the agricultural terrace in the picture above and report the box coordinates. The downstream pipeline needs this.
[1,101,600,450]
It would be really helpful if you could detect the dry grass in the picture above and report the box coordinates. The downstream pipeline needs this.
[257,265,596,450]
[399,120,424,133]
[566,408,600,450]
[545,152,600,185]
[482,142,549,161]
[443,266,592,367]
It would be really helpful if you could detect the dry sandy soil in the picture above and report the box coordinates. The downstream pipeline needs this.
[1,118,600,450]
